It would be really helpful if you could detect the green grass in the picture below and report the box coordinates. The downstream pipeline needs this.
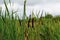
[0,0,60,40]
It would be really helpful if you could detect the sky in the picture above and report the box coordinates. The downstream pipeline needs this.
[0,0,60,18]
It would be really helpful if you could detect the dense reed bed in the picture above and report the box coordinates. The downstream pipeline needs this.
[0,0,60,40]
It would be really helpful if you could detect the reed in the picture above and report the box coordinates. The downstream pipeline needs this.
[0,0,60,40]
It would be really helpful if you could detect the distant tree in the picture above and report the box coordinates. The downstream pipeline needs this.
[53,16,60,22]
[45,13,53,19]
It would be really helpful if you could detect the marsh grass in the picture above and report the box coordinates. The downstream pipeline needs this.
[0,0,60,40]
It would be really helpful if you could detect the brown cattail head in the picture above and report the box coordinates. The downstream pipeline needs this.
[32,18,34,28]
[28,14,31,27]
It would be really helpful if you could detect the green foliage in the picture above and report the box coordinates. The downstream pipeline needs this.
[45,13,53,19]
[0,0,60,40]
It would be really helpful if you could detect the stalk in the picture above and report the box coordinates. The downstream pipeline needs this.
[4,0,10,18]
[23,0,26,19]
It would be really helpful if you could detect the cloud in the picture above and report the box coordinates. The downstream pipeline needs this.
[0,0,60,5]
[0,0,60,17]
[0,0,3,4]
[12,0,60,5]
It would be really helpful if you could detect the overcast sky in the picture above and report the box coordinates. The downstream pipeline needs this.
[0,0,60,5]
[0,0,60,17]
